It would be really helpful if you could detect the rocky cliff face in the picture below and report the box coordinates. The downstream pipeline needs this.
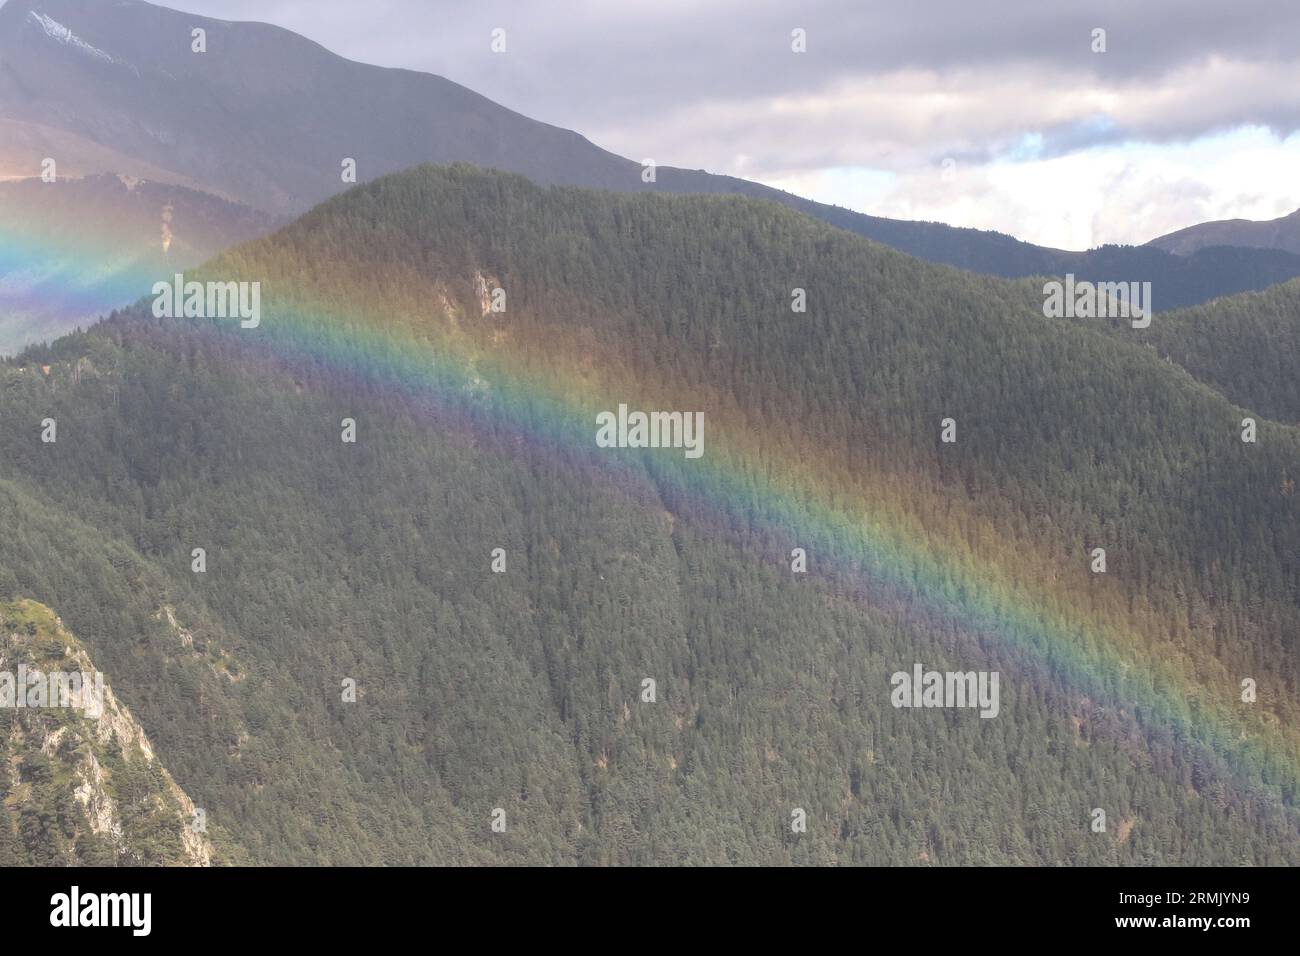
[0,599,213,866]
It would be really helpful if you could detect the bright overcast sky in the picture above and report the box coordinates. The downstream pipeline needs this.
[173,0,1300,250]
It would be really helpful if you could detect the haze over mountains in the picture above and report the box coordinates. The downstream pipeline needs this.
[5,0,1300,353]
[0,171,277,347]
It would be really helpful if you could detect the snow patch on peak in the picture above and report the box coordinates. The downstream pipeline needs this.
[27,10,122,67]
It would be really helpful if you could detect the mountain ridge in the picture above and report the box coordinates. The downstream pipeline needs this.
[1148,206,1300,257]
[3,0,1300,351]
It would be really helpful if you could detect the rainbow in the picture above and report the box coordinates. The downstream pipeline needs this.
[8,211,1300,819]
[0,219,167,350]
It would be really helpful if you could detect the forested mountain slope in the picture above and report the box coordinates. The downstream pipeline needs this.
[1,166,1296,863]
[1121,278,1300,426]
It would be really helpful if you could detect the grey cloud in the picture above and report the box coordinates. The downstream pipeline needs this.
[169,1,1300,180]
[174,2,1300,104]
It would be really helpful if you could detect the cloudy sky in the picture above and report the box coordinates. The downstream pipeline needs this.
[181,0,1300,250]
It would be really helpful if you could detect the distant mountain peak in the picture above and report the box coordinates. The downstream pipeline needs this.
[1147,205,1300,256]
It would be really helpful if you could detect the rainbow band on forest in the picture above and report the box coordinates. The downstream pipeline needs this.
[188,275,1300,808]
[0,226,165,342]
[6,241,1298,809]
